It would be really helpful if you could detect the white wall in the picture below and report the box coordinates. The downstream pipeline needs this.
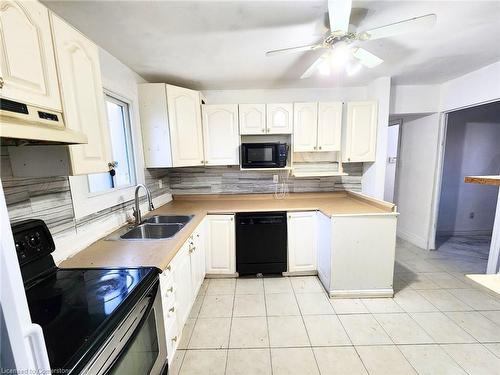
[202,87,368,103]
[390,85,440,115]
[396,113,441,249]
[437,103,500,236]
[440,61,500,112]
[362,76,391,199]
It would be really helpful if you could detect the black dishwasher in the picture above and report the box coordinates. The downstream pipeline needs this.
[236,212,287,275]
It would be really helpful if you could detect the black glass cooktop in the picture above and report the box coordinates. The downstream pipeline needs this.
[25,267,158,372]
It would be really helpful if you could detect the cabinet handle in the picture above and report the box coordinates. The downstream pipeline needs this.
[319,146,322,150]
[169,307,175,313]
[167,286,174,293]
[171,336,178,342]
[262,128,265,133]
[313,146,317,150]
[166,265,171,271]
[0,77,4,89]
[347,157,351,161]
[189,246,196,253]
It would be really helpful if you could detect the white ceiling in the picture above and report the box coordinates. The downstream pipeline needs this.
[44,1,500,90]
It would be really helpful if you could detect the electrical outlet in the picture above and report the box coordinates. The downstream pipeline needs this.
[158,180,163,189]
[273,175,279,183]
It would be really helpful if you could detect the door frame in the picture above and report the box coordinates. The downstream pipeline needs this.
[427,99,500,273]
[387,119,403,206]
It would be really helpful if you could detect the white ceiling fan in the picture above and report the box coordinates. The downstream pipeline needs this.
[265,0,437,78]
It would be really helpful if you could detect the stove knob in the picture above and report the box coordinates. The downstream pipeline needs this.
[15,241,26,252]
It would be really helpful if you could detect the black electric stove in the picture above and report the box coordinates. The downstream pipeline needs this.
[12,219,160,374]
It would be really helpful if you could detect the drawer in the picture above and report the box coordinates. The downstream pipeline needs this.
[165,318,179,361]
[163,302,178,329]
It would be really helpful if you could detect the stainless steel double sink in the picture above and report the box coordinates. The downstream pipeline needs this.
[109,215,194,240]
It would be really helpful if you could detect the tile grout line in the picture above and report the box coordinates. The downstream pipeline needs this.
[290,277,323,374]
[262,277,274,375]
[223,278,237,375]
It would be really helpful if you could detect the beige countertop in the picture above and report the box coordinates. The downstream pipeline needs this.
[60,191,397,271]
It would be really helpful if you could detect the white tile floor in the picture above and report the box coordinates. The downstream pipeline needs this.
[170,239,500,375]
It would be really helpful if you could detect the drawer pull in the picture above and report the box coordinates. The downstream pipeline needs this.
[166,265,171,271]
[171,336,178,342]
[169,307,175,313]
[167,286,174,293]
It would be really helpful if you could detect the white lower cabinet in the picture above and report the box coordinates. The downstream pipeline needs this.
[160,219,207,361]
[205,215,236,275]
[287,211,317,272]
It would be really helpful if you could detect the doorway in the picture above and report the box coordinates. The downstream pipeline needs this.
[384,120,401,203]
[435,101,500,271]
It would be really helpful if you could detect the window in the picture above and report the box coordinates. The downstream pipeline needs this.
[88,95,136,193]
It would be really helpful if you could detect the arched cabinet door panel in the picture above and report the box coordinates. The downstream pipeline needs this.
[166,84,204,167]
[317,102,342,152]
[239,104,266,135]
[0,0,61,110]
[293,102,318,152]
[267,103,293,134]
[202,104,239,166]
[51,13,112,174]
[343,101,378,162]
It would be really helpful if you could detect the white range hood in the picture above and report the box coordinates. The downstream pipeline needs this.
[0,98,87,145]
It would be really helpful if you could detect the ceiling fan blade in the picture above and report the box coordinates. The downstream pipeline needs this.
[300,52,330,79]
[353,48,383,68]
[265,43,324,57]
[359,13,436,40]
[328,0,353,33]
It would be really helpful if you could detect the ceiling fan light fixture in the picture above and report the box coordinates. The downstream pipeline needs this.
[330,42,351,69]
[317,57,331,76]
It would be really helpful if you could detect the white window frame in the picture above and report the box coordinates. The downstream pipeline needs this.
[69,89,146,219]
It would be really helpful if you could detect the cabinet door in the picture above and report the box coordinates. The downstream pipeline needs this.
[205,215,235,274]
[317,102,342,151]
[287,211,317,272]
[267,103,293,134]
[51,14,112,175]
[190,220,206,298]
[202,104,239,166]
[166,84,204,167]
[0,1,61,111]
[343,101,378,162]
[238,104,266,135]
[293,102,318,152]
[172,245,192,327]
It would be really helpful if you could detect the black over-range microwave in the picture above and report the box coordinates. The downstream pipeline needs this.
[241,142,288,168]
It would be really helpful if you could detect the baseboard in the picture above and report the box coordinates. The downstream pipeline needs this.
[329,288,394,298]
[397,229,428,249]
[282,270,318,277]
[205,273,239,278]
[436,230,493,237]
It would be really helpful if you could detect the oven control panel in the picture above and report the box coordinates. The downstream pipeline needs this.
[11,219,55,265]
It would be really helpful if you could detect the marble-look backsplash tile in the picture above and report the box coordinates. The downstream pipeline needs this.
[167,163,362,195]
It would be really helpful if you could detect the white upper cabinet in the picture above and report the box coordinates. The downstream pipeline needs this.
[166,84,204,167]
[287,211,317,272]
[205,215,235,275]
[293,102,318,152]
[0,0,61,111]
[343,101,378,162]
[238,104,266,135]
[138,83,173,168]
[202,104,239,166]
[317,102,342,151]
[266,103,293,134]
[51,13,112,175]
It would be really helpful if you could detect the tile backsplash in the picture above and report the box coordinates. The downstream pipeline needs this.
[167,164,362,195]
[2,145,362,239]
[1,146,170,237]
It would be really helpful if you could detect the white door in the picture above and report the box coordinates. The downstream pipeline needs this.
[239,104,266,135]
[317,102,342,151]
[51,13,112,175]
[288,211,317,272]
[293,102,318,152]
[0,1,61,111]
[166,84,204,167]
[205,215,235,274]
[343,101,378,162]
[202,104,239,166]
[267,103,293,134]
[172,245,192,327]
